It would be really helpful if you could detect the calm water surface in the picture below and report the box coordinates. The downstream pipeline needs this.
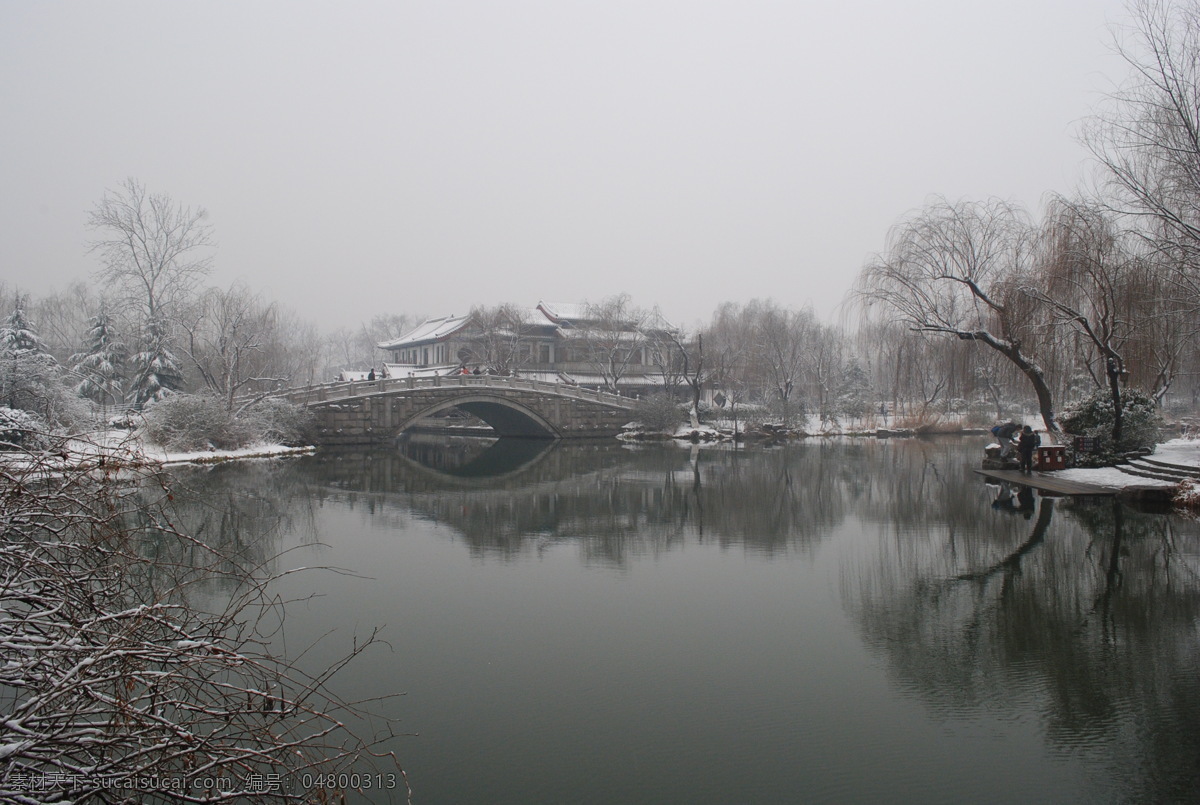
[170,436,1200,804]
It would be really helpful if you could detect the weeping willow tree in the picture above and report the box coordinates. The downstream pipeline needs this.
[855,197,1060,433]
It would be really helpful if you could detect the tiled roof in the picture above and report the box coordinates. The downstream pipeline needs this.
[378,315,471,350]
[536,301,589,324]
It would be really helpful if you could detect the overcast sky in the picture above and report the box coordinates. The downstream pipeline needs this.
[1,0,1133,331]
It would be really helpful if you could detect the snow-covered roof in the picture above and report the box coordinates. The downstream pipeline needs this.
[378,315,471,350]
[537,301,589,325]
[377,304,676,352]
[537,300,676,334]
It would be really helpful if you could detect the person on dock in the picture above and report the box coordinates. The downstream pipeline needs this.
[1017,425,1041,473]
[991,421,1020,459]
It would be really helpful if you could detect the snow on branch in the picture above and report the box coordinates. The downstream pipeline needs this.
[0,439,408,803]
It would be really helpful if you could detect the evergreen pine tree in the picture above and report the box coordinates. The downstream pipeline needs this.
[0,297,64,419]
[129,317,184,408]
[71,311,128,414]
[0,298,53,359]
[836,356,872,420]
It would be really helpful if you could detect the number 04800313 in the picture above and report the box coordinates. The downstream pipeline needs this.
[300,772,398,791]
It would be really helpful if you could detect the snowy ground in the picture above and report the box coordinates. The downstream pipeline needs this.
[1054,466,1176,489]
[1143,438,1200,468]
[5,429,316,469]
[1052,438,1200,490]
[137,441,315,466]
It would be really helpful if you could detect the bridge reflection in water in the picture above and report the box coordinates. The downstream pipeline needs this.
[396,435,558,482]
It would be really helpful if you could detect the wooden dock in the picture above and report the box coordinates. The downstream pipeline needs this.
[974,469,1118,496]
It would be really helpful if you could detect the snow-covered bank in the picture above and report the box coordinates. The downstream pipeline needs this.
[621,417,988,444]
[1054,466,1176,489]
[1043,438,1200,491]
[140,442,316,465]
[1,429,315,471]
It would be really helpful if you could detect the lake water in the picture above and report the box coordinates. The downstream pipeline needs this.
[168,436,1200,804]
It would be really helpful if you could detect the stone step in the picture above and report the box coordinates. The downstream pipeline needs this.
[1117,462,1191,483]
[1138,455,1200,478]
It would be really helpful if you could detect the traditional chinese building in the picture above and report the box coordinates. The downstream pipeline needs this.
[377,301,677,394]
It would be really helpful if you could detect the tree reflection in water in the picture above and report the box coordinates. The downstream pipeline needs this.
[845,477,1200,802]
[301,437,878,564]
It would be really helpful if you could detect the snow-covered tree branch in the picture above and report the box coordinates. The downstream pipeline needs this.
[0,438,406,803]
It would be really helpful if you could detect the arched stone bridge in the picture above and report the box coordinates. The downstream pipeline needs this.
[275,375,636,445]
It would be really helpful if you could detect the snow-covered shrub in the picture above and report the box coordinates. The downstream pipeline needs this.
[0,352,88,430]
[106,409,141,430]
[631,393,687,433]
[766,394,807,429]
[0,406,51,450]
[1060,387,1163,467]
[1175,479,1200,512]
[143,395,317,451]
[239,398,317,446]
[142,393,247,451]
[695,401,721,422]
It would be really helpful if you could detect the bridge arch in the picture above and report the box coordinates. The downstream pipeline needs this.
[394,393,562,439]
[282,376,635,445]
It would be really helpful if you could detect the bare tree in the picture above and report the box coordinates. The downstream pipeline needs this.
[357,313,419,372]
[1024,197,1148,444]
[699,300,835,431]
[806,322,845,426]
[1085,1,1200,287]
[280,313,325,386]
[465,303,534,373]
[576,295,657,392]
[1129,251,1197,404]
[855,197,1061,432]
[752,300,816,429]
[663,328,709,427]
[704,302,756,437]
[180,283,291,411]
[88,178,214,322]
[32,281,95,363]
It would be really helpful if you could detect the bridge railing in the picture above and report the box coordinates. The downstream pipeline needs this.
[271,374,635,408]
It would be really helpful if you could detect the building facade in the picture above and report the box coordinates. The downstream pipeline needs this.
[377,301,678,394]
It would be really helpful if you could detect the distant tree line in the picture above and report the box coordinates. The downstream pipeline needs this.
[1,178,421,444]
